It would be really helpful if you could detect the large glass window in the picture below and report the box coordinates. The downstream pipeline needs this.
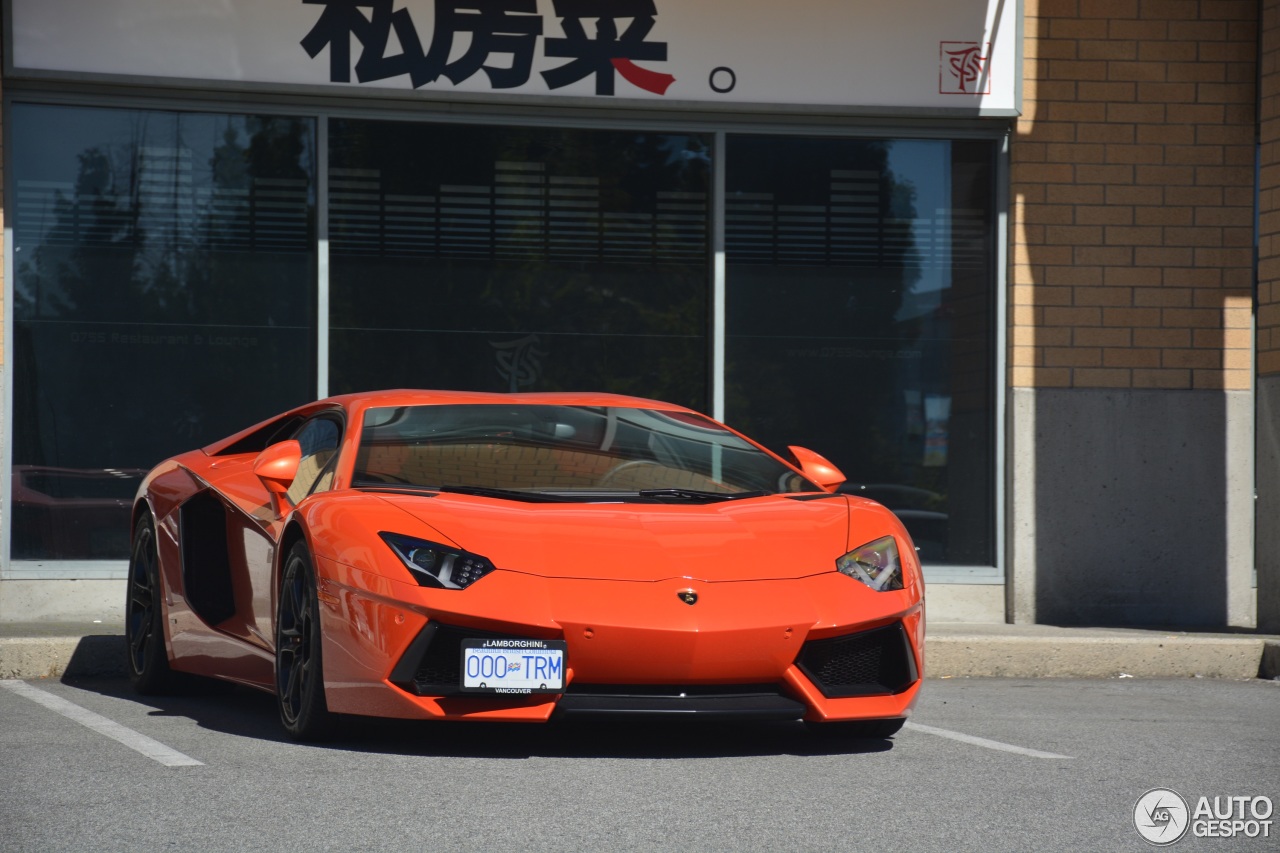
[7,106,1000,573]
[725,137,996,564]
[10,105,316,561]
[327,121,710,407]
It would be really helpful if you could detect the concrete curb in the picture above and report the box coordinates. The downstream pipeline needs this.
[928,634,1278,680]
[0,635,126,680]
[2,625,1278,682]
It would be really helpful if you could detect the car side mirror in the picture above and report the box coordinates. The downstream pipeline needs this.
[786,445,847,491]
[253,440,302,514]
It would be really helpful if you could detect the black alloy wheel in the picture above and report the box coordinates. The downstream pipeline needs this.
[276,541,335,740]
[125,515,175,694]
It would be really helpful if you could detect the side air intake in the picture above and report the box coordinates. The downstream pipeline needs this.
[796,622,918,698]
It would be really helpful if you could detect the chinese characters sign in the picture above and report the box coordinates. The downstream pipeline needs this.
[300,0,675,95]
[10,0,1019,114]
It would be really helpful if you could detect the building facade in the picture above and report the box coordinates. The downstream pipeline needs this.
[0,0,1275,630]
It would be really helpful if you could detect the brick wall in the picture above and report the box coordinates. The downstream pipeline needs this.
[1263,0,1280,378]
[1013,0,1258,391]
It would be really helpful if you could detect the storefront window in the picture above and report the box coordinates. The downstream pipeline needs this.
[327,120,710,407]
[7,108,999,571]
[725,136,996,564]
[10,104,316,561]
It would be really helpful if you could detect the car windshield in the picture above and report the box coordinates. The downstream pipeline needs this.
[351,404,819,501]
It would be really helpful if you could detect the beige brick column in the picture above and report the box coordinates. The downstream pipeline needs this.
[1014,0,1255,392]
[1258,0,1280,632]
[1009,0,1258,626]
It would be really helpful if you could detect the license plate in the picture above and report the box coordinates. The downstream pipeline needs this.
[461,638,567,694]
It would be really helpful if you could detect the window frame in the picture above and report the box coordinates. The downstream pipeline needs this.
[285,413,345,507]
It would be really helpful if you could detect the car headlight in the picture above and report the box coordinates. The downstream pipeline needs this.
[379,533,495,590]
[836,536,903,591]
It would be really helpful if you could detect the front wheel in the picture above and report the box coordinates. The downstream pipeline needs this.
[805,718,906,739]
[125,514,175,694]
[275,541,335,741]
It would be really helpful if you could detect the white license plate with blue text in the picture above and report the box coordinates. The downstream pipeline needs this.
[461,638,567,694]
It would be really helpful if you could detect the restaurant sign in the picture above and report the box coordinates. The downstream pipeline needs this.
[9,0,1019,114]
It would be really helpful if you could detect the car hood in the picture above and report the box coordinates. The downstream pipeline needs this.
[375,492,852,582]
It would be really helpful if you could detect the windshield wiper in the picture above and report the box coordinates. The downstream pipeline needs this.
[355,482,766,504]
[637,488,769,503]
[435,485,568,503]
[354,482,567,503]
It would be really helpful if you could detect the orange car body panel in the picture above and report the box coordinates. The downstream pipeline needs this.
[135,390,925,723]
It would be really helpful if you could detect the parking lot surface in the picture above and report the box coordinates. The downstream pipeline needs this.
[2,676,1277,852]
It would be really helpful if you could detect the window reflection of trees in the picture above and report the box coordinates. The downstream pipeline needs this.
[11,106,316,559]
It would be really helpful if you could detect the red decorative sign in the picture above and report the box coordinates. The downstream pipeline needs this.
[940,41,990,95]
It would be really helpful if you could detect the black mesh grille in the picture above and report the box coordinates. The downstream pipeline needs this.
[390,622,550,696]
[796,622,918,698]
[415,624,466,689]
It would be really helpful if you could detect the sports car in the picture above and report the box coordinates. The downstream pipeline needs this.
[126,390,924,740]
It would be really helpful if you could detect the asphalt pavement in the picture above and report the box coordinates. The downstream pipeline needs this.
[2,675,1277,852]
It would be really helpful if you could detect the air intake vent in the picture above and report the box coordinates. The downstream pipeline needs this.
[796,622,918,698]
[389,622,548,696]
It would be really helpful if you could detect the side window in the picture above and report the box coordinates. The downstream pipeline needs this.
[286,417,342,506]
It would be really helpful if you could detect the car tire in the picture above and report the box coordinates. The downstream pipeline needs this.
[276,541,336,741]
[126,514,176,694]
[805,718,907,739]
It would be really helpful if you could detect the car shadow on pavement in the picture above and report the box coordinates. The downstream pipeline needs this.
[61,675,897,759]
[62,675,290,744]
[338,716,899,760]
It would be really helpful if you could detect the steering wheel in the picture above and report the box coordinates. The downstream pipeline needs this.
[596,460,663,489]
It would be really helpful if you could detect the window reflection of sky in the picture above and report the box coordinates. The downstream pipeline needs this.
[722,134,996,564]
[885,140,953,322]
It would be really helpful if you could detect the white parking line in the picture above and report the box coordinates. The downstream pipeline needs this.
[1,681,203,767]
[906,721,1072,759]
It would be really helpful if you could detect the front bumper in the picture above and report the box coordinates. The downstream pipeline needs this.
[315,558,924,723]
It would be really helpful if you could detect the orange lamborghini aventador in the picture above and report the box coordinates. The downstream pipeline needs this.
[126,390,924,740]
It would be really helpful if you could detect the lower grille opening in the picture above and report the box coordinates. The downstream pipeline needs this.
[796,622,918,698]
[555,683,805,721]
[389,622,550,696]
[390,628,806,720]
[565,683,777,696]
